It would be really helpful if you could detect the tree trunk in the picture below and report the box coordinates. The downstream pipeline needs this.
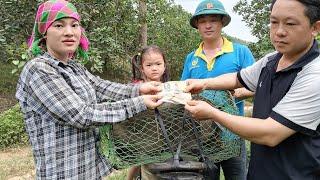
[138,0,147,47]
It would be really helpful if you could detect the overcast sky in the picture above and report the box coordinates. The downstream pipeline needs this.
[174,0,258,42]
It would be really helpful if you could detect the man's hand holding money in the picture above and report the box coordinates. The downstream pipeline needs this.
[158,81,192,105]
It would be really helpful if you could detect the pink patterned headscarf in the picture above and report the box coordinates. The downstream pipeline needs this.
[28,0,89,59]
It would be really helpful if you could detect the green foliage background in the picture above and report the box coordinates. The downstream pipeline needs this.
[0,0,201,148]
[1,0,318,80]
[0,0,249,149]
[234,0,273,59]
[0,0,262,82]
[1,0,202,82]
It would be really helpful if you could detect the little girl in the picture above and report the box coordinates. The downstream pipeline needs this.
[127,45,170,180]
[131,45,169,83]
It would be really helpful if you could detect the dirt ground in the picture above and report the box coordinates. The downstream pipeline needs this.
[0,146,126,180]
[0,95,16,113]
[0,146,35,180]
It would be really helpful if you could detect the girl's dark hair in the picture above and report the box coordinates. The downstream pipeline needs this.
[131,45,170,83]
[270,0,320,25]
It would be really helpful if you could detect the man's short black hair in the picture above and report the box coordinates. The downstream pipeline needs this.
[270,0,320,25]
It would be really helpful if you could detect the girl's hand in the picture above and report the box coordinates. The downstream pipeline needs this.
[185,100,215,121]
[142,94,163,109]
[185,79,207,94]
[139,81,162,95]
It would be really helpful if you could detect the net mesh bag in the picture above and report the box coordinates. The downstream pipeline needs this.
[100,90,241,169]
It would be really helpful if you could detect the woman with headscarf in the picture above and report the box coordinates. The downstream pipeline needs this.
[16,0,162,179]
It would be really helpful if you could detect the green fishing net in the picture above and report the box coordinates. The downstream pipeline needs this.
[100,90,241,169]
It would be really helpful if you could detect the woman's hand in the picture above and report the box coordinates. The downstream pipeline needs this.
[139,81,162,95]
[142,94,163,109]
[184,100,215,121]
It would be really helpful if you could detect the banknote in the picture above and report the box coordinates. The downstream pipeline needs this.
[158,81,192,105]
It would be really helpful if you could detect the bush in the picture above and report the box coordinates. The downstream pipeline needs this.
[0,61,19,113]
[0,104,28,149]
[0,62,19,95]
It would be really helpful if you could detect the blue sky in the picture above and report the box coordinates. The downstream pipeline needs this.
[174,0,258,42]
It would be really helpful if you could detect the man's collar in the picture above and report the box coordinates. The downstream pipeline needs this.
[268,40,320,72]
[194,37,234,57]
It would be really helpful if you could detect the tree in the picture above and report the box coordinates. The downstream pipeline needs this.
[146,0,200,79]
[138,0,147,47]
[1,0,199,81]
[234,0,320,59]
[233,0,273,59]
[0,0,39,67]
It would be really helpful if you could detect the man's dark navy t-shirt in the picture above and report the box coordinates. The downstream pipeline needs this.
[238,41,320,180]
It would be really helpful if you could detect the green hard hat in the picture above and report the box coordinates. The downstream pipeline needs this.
[190,0,231,28]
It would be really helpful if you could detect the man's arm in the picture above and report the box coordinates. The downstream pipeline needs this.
[185,100,295,147]
[212,109,295,146]
[185,72,242,94]
[205,73,242,90]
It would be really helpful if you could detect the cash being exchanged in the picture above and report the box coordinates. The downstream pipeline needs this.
[158,81,192,105]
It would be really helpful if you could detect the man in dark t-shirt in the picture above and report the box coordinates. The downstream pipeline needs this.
[184,0,320,179]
